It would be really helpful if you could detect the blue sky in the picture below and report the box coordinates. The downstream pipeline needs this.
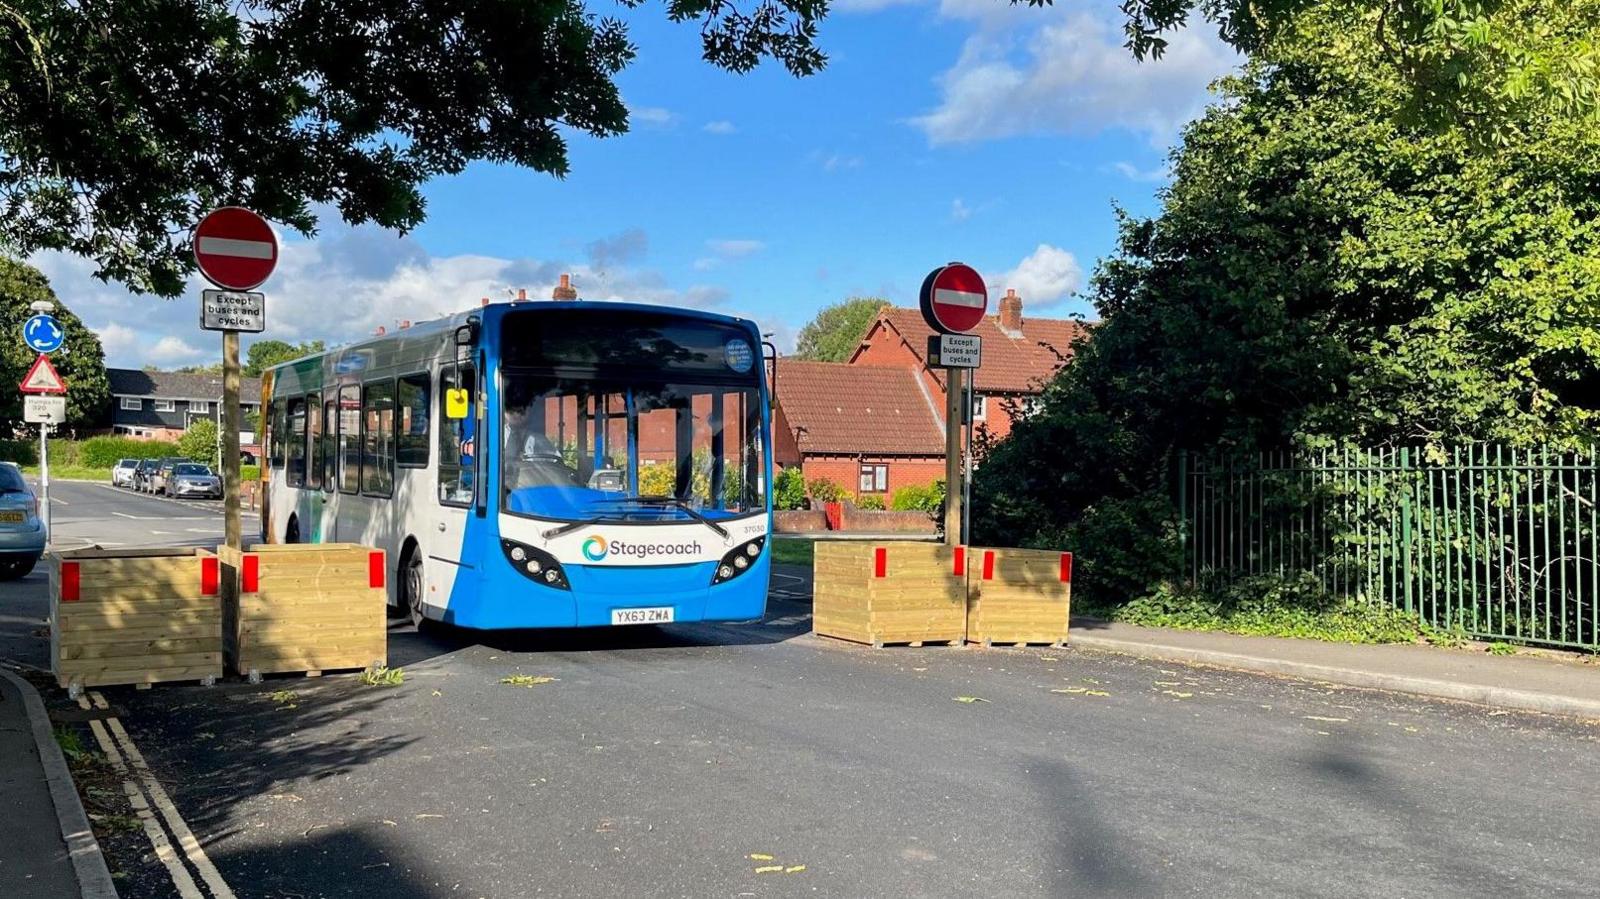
[36,0,1237,369]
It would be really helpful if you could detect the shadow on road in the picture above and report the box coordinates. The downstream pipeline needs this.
[210,822,443,899]
[1032,758,1156,896]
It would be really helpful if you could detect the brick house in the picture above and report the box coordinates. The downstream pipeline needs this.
[850,289,1088,444]
[772,290,1088,501]
[772,361,947,500]
[106,369,263,443]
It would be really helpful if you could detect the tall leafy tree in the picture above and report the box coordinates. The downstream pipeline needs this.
[0,256,110,427]
[973,0,1600,601]
[793,297,885,362]
[244,339,325,377]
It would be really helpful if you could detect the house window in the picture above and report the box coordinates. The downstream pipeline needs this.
[190,400,210,414]
[120,397,141,411]
[859,463,888,493]
[153,399,176,412]
[972,394,987,421]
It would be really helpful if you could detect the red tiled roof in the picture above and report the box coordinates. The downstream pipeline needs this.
[858,308,1089,393]
[774,360,943,456]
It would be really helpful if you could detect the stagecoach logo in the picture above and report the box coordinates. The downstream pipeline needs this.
[579,534,704,562]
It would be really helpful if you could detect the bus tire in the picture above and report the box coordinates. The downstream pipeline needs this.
[388,538,417,618]
[285,515,300,544]
[403,549,430,632]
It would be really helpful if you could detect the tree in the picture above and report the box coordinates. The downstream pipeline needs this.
[0,0,827,296]
[793,297,885,362]
[972,0,1600,602]
[244,339,326,377]
[0,256,109,428]
[179,418,219,465]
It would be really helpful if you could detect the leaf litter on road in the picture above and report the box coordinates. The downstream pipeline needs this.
[952,696,990,704]
[500,675,558,688]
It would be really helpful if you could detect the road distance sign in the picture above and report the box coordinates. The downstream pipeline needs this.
[19,353,67,394]
[24,395,66,424]
[194,207,278,291]
[919,262,988,334]
[23,314,64,353]
[200,289,266,332]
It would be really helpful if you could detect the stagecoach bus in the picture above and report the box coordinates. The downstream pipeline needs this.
[259,302,773,630]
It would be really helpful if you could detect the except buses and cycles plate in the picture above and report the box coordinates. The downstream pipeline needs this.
[612,607,674,625]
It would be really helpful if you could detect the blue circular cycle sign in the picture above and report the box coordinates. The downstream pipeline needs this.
[724,338,754,373]
[23,314,64,354]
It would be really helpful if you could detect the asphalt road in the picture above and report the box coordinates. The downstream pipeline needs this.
[3,484,1599,898]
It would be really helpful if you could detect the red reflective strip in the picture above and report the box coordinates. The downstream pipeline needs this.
[982,550,995,581]
[1060,552,1073,583]
[242,554,259,593]
[201,556,220,596]
[61,562,80,602]
[368,551,385,589]
[953,546,965,576]
[873,547,887,578]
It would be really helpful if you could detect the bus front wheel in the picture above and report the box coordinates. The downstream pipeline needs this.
[404,551,429,631]
[284,516,300,544]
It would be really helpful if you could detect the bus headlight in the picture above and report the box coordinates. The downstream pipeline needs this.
[500,539,569,590]
[711,537,765,585]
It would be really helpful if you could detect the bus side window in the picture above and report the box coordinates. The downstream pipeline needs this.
[438,364,475,505]
[323,400,337,491]
[286,398,306,487]
[306,392,322,490]
[398,374,430,467]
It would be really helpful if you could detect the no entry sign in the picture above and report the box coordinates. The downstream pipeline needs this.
[919,262,988,334]
[193,207,278,291]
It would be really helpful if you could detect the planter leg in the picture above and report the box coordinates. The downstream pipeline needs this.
[247,668,262,685]
[201,675,217,687]
[67,681,82,702]
[871,639,885,650]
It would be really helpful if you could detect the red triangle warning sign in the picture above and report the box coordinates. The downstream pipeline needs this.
[19,354,67,394]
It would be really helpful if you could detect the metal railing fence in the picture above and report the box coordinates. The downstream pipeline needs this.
[1179,446,1599,651]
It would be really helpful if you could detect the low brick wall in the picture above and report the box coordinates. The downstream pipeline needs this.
[775,510,828,533]
[839,507,938,534]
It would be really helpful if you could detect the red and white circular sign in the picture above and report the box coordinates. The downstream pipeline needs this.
[193,207,278,291]
[918,262,988,334]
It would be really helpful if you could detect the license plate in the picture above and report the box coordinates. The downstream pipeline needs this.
[0,511,23,523]
[611,606,674,626]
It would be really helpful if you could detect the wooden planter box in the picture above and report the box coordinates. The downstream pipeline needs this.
[218,543,388,680]
[813,541,966,647]
[966,548,1073,647]
[50,547,223,694]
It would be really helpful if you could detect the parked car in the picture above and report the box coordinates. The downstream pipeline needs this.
[147,458,190,495]
[131,458,159,492]
[0,462,44,580]
[156,463,222,499]
[111,458,139,488]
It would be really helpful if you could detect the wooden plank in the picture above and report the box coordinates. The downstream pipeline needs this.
[58,637,219,661]
[57,610,220,632]
[62,665,222,687]
[58,652,222,674]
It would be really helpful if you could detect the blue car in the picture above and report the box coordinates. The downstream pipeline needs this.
[0,462,44,580]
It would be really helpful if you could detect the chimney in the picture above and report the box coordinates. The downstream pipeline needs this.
[999,288,1023,335]
[516,288,527,302]
[399,320,411,329]
[552,273,578,301]
[481,296,491,307]
[375,325,386,336]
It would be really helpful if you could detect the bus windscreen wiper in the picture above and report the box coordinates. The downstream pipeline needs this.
[542,517,604,540]
[603,495,729,539]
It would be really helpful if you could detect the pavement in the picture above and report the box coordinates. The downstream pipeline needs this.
[0,669,95,899]
[2,481,1599,897]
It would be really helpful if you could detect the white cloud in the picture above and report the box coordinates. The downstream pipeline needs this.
[913,11,1237,147]
[702,120,737,135]
[951,198,972,222]
[993,243,1083,306]
[1109,160,1171,183]
[33,221,738,369]
[821,153,863,172]
[694,238,766,271]
[631,105,676,127]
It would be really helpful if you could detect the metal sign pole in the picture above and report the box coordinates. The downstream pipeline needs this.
[222,329,242,549]
[943,367,964,545]
[962,383,973,545]
[38,422,49,545]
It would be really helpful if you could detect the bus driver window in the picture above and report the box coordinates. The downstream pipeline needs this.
[438,364,476,505]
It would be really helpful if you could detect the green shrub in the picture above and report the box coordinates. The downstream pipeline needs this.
[178,420,219,464]
[889,480,945,515]
[1111,574,1425,645]
[856,494,886,510]
[78,436,180,468]
[0,439,38,466]
[806,477,846,503]
[773,467,806,510]
[241,464,261,482]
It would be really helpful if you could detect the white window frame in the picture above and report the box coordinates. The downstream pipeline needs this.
[153,399,176,412]
[189,400,210,414]
[858,463,888,494]
[972,394,987,421]
[120,397,142,411]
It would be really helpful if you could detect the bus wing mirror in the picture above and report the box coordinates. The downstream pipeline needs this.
[454,322,478,363]
[445,388,470,419]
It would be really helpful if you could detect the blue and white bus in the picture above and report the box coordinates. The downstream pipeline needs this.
[259,302,773,630]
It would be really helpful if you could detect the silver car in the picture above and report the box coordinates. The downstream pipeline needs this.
[0,462,44,580]
[164,463,223,499]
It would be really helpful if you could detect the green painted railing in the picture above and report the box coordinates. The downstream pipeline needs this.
[1178,446,1599,651]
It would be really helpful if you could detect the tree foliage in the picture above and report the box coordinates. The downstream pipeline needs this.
[244,339,326,377]
[792,297,885,362]
[973,1,1600,603]
[179,418,219,465]
[0,256,108,428]
[0,0,827,296]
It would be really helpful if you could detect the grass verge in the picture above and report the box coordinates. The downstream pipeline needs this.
[21,466,112,482]
[1095,576,1430,645]
[769,539,815,567]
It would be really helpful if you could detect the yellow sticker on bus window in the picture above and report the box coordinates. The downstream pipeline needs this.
[445,388,469,419]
